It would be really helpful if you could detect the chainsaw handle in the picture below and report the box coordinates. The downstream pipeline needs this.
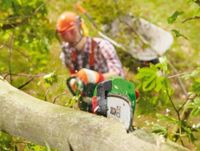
[66,76,77,96]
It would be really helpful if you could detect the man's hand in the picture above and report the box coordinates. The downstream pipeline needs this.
[76,68,104,84]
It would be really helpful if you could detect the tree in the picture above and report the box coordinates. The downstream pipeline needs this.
[0,78,188,151]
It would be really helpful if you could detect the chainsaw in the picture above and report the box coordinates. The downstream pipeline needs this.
[66,77,137,132]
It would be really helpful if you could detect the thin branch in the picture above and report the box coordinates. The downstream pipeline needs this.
[173,94,197,142]
[1,3,45,30]
[112,0,148,44]
[18,77,35,89]
[113,0,188,98]
[1,42,31,60]
[168,60,188,97]
[164,81,181,121]
[182,16,200,23]
[8,33,14,84]
[179,94,197,121]
[52,92,66,104]
[44,88,50,101]
[2,73,44,80]
[164,81,184,144]
[2,20,28,30]
[1,73,66,78]
[178,93,196,112]
[168,72,189,79]
[3,73,9,79]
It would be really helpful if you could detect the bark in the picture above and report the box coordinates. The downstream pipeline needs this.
[0,78,188,151]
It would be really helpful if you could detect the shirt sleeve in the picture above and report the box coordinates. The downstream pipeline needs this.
[98,39,125,77]
[59,43,76,74]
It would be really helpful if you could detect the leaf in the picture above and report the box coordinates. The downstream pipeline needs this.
[43,72,58,86]
[152,124,168,136]
[156,114,179,124]
[192,81,200,95]
[155,77,164,92]
[183,68,200,79]
[188,97,200,116]
[142,75,156,91]
[171,29,188,39]
[168,11,184,24]
[45,141,51,151]
[16,0,22,5]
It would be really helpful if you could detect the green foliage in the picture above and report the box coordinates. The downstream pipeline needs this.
[82,0,133,25]
[0,131,57,151]
[167,11,184,24]
[136,60,173,108]
[154,114,198,143]
[188,98,200,116]
[171,29,188,39]
[183,68,200,95]
[0,0,200,150]
[192,80,200,96]
[24,142,54,151]
[43,72,58,86]
[0,131,13,151]
[0,0,55,75]
[65,95,81,108]
[152,124,168,137]
[0,0,59,150]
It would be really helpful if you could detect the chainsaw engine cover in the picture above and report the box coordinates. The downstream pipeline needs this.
[93,78,136,131]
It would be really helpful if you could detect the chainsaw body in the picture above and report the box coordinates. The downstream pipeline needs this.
[66,77,136,131]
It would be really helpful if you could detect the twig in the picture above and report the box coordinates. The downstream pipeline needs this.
[114,0,188,98]
[2,3,45,30]
[1,72,66,78]
[164,81,181,121]
[164,80,185,145]
[8,33,14,84]
[3,73,9,79]
[182,16,200,23]
[44,88,50,101]
[178,93,196,112]
[52,92,66,104]
[113,0,149,45]
[173,94,197,142]
[179,94,197,120]
[168,72,190,79]
[18,77,35,89]
[167,60,188,97]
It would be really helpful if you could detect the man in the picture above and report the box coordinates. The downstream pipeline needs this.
[56,11,124,84]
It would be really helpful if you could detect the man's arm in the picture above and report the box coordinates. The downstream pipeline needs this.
[99,39,125,79]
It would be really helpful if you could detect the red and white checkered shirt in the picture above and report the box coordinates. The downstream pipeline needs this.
[60,37,124,77]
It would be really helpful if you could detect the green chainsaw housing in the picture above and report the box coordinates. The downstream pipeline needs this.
[93,77,136,112]
[67,77,137,131]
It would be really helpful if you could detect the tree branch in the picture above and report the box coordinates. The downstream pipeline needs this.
[182,16,200,23]
[8,33,14,84]
[17,77,35,89]
[1,3,45,30]
[0,78,188,151]
[167,60,188,97]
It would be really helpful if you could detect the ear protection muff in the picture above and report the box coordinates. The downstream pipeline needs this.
[76,16,89,36]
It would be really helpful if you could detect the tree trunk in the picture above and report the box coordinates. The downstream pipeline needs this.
[0,78,188,151]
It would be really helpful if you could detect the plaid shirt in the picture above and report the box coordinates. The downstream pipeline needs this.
[60,37,124,77]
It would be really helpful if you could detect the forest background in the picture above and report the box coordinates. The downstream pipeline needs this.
[0,0,200,150]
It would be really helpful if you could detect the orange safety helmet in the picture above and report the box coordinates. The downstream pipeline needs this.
[56,12,79,33]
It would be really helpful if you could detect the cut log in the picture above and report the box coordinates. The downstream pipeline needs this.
[0,78,188,151]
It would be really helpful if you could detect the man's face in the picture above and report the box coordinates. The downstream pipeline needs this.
[58,25,81,44]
